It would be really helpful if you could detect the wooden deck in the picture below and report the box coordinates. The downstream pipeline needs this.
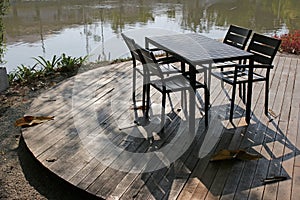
[22,53,300,200]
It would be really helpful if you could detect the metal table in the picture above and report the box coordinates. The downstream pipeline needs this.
[145,33,254,126]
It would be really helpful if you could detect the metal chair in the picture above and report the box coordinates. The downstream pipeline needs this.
[199,25,252,93]
[137,45,209,129]
[215,25,253,70]
[219,25,253,100]
[212,33,281,122]
[121,33,181,109]
[223,24,252,50]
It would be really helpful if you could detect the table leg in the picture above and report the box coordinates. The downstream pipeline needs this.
[246,60,254,124]
[189,64,196,134]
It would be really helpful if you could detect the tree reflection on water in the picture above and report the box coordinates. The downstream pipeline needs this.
[1,0,300,70]
[0,0,9,64]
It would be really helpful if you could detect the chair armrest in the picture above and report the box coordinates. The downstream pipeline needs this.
[148,47,164,52]
[147,47,179,64]
[156,56,179,64]
[215,62,238,69]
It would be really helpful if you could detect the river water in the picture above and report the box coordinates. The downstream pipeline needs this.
[2,0,300,72]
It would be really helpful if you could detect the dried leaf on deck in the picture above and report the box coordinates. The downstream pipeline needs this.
[210,149,237,161]
[15,116,54,127]
[268,109,278,118]
[235,150,263,160]
[262,176,287,184]
[210,149,262,161]
[46,158,57,162]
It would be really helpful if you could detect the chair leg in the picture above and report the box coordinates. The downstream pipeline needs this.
[242,83,246,103]
[221,79,225,91]
[207,66,212,94]
[204,86,209,127]
[167,93,174,111]
[204,69,210,107]
[161,92,166,132]
[142,76,147,110]
[265,71,271,115]
[145,83,151,119]
[230,84,236,122]
[265,79,269,115]
[132,65,137,102]
[238,83,246,103]
[239,83,242,99]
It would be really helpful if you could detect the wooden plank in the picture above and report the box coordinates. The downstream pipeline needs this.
[210,61,271,200]
[176,72,229,200]
[292,166,300,200]
[92,91,185,196]
[106,114,184,199]
[276,57,298,200]
[262,56,292,200]
[290,57,300,200]
[22,63,132,158]
[218,69,266,200]
[218,55,282,200]
[117,112,192,199]
[246,54,286,200]
[180,75,244,200]
[108,71,209,199]
[232,56,288,200]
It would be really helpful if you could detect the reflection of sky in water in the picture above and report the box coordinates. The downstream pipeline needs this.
[3,16,232,72]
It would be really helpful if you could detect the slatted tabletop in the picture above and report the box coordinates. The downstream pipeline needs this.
[22,54,300,200]
[145,33,253,64]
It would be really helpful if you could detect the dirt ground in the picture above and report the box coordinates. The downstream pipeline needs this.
[0,64,106,200]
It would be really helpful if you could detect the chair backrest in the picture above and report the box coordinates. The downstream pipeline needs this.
[136,43,164,79]
[247,33,281,65]
[121,33,142,63]
[223,25,252,50]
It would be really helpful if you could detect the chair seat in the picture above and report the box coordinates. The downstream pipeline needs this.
[212,69,266,84]
[136,63,181,76]
[150,74,205,93]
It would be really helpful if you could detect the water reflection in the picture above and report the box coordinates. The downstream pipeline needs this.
[2,0,300,71]
[0,0,9,65]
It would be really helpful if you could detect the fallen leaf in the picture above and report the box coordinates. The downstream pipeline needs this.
[268,109,278,118]
[235,150,263,160]
[15,116,54,127]
[210,149,262,161]
[46,158,57,162]
[210,149,237,161]
[262,176,287,184]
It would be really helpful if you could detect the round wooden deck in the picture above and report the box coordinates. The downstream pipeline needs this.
[22,56,300,200]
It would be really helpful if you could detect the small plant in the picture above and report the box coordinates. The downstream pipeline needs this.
[274,30,300,55]
[8,54,88,85]
[33,55,61,75]
[57,53,88,75]
[8,64,38,84]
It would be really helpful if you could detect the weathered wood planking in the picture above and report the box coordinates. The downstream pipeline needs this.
[22,54,300,200]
